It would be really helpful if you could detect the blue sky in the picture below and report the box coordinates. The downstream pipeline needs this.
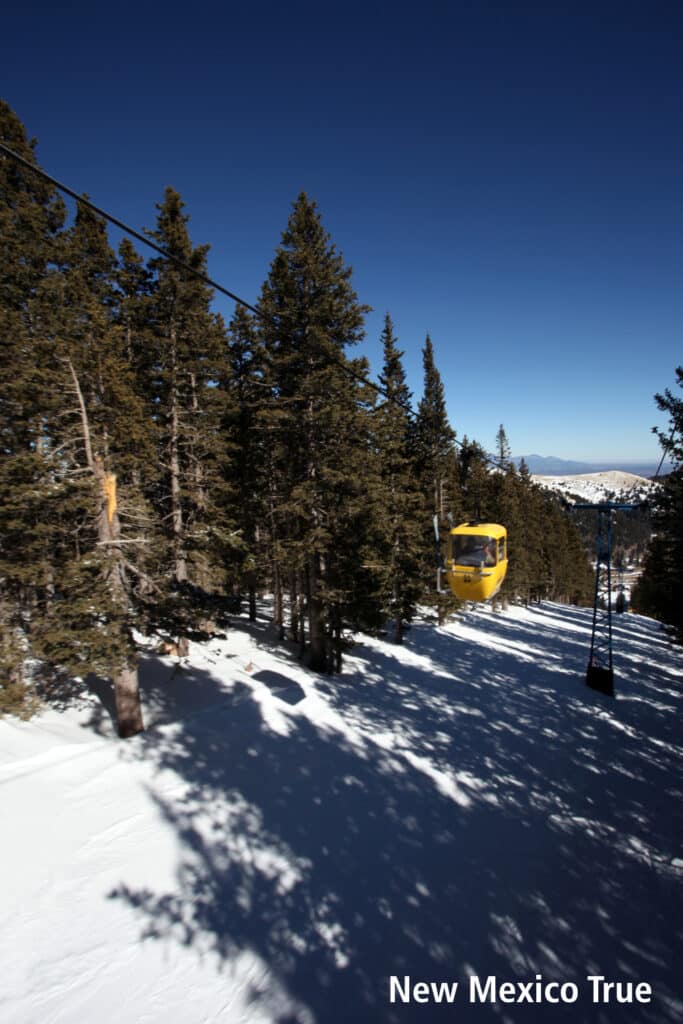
[3,1,681,463]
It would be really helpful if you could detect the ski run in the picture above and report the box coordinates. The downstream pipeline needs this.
[1,601,681,1024]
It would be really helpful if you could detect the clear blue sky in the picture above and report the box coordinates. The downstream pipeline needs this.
[3,1,681,464]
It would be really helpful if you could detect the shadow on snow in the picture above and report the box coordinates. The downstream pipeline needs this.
[99,604,681,1024]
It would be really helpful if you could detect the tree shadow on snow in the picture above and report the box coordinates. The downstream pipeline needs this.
[251,670,307,706]
[107,605,682,1024]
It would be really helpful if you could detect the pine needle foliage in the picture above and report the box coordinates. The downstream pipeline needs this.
[632,367,683,639]
[257,193,374,670]
[373,315,426,641]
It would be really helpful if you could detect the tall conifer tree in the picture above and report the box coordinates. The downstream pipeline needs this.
[374,315,425,641]
[144,188,234,608]
[223,303,267,620]
[0,101,66,705]
[414,334,457,517]
[414,335,460,620]
[632,367,683,637]
[257,193,373,671]
[29,201,152,735]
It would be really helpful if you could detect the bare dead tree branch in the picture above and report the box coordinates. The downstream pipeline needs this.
[65,358,96,473]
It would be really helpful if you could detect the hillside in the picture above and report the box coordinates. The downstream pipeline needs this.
[1,603,682,1023]
[532,470,658,505]
[516,456,670,479]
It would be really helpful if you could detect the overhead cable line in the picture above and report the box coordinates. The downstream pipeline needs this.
[1,140,508,473]
[1,141,419,421]
[0,140,263,319]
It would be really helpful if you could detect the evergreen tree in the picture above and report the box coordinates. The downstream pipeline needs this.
[0,100,66,708]
[29,200,153,735]
[414,335,456,516]
[414,336,459,621]
[456,436,490,520]
[257,193,373,671]
[0,108,151,733]
[505,458,541,605]
[495,423,513,470]
[223,303,267,620]
[632,367,683,638]
[374,315,425,642]
[143,187,236,612]
[115,237,154,378]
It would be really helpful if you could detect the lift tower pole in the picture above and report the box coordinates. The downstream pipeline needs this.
[574,502,638,697]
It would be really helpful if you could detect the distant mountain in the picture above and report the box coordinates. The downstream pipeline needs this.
[514,455,671,479]
[515,455,595,475]
[530,470,658,505]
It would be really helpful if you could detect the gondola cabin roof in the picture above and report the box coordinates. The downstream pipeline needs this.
[449,522,507,538]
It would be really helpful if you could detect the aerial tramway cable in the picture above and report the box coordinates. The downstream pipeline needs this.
[0,141,262,318]
[0,139,512,477]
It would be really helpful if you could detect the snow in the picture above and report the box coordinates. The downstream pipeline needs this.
[1,603,682,1023]
[532,470,658,505]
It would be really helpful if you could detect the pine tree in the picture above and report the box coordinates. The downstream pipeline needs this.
[632,367,683,638]
[115,238,154,376]
[505,458,541,605]
[257,193,373,671]
[374,315,425,642]
[28,200,152,736]
[456,436,490,521]
[143,188,235,618]
[0,101,66,708]
[414,335,459,621]
[223,303,267,620]
[0,107,151,733]
[414,335,456,516]
[488,425,531,607]
[495,423,513,470]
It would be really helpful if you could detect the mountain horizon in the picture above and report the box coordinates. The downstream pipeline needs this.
[513,454,672,479]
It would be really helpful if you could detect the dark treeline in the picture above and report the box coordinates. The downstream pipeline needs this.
[0,102,593,733]
[568,505,652,571]
[631,367,683,640]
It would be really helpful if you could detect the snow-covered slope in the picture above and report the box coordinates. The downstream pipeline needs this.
[1,604,682,1024]
[532,469,658,504]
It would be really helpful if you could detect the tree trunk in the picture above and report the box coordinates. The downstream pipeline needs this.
[248,574,257,622]
[297,580,306,656]
[272,558,284,639]
[288,570,299,641]
[307,554,329,673]
[114,663,145,738]
[333,602,342,673]
[393,578,403,643]
[68,359,145,739]
[169,327,187,584]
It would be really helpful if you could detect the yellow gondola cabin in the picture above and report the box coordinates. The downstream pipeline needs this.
[445,522,508,602]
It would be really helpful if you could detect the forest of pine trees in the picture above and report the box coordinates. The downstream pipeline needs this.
[0,101,595,732]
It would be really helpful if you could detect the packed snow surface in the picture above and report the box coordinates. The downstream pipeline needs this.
[1,603,682,1024]
[532,470,657,504]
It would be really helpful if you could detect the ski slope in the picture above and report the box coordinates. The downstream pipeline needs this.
[1,603,681,1024]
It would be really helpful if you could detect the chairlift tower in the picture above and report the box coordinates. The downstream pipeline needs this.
[574,502,638,696]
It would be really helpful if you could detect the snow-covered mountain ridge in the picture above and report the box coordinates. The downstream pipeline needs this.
[532,469,658,505]
[516,455,671,477]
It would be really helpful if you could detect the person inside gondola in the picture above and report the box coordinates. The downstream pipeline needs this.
[483,539,496,566]
[453,535,496,567]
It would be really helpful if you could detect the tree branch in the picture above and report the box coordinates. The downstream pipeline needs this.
[65,358,96,473]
